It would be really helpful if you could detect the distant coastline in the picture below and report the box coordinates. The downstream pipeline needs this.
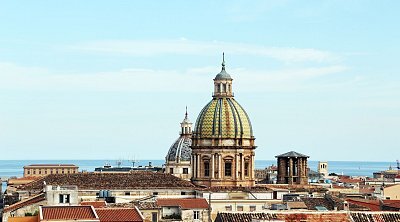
[0,159,395,178]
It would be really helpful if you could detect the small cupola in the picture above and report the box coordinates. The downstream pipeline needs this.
[213,53,233,98]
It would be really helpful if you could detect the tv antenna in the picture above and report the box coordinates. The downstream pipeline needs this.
[396,160,400,174]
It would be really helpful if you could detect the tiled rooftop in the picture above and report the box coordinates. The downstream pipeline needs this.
[216,212,357,222]
[95,208,143,222]
[346,198,381,211]
[156,198,209,209]
[81,201,107,208]
[41,205,98,220]
[215,212,279,222]
[108,201,159,210]
[3,193,45,213]
[350,212,400,222]
[18,171,196,191]
[109,199,208,210]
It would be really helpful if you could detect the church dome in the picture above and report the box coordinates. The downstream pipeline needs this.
[194,97,253,139]
[166,135,192,162]
[166,109,193,162]
[214,69,232,80]
[193,54,253,139]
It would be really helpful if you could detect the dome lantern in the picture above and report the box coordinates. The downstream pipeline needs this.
[180,106,192,135]
[213,53,233,98]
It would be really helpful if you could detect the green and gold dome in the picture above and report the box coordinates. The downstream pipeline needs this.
[194,98,253,139]
[193,54,254,140]
[191,54,256,188]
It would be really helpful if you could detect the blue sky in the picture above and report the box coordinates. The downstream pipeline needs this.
[0,1,399,161]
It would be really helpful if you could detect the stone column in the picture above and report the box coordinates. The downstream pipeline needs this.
[241,154,244,180]
[211,154,215,179]
[288,158,293,184]
[235,154,239,179]
[192,155,195,178]
[196,154,200,179]
[218,154,222,179]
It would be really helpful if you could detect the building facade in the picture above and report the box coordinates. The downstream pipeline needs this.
[165,109,193,180]
[191,55,256,187]
[23,164,79,178]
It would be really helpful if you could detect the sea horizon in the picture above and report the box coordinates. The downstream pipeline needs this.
[0,159,397,194]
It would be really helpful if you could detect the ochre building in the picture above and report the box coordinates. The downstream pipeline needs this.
[23,164,79,177]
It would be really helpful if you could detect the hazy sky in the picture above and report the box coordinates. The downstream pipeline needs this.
[0,1,399,161]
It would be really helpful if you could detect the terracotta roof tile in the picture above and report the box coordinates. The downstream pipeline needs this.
[340,178,361,183]
[346,198,380,211]
[382,200,400,209]
[156,198,209,209]
[109,202,159,210]
[4,193,45,213]
[215,212,352,222]
[18,172,196,191]
[350,212,400,222]
[95,208,143,222]
[41,206,98,220]
[81,201,107,208]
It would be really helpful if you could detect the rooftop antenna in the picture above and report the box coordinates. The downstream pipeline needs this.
[397,159,400,174]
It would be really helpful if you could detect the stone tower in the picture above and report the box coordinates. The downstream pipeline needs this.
[318,161,328,177]
[191,54,256,187]
[276,151,309,185]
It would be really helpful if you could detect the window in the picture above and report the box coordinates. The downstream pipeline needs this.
[153,192,158,196]
[193,210,200,220]
[33,170,36,174]
[181,192,186,195]
[27,171,30,174]
[125,192,130,196]
[204,162,210,177]
[225,162,232,177]
[152,212,158,222]
[250,206,256,212]
[244,162,249,177]
[44,170,47,174]
[169,168,174,174]
[225,205,232,211]
[59,194,70,203]
[237,206,243,211]
[183,168,188,174]
[38,170,41,174]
